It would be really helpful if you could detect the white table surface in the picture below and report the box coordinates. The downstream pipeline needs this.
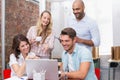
[5,76,28,80]
[108,59,120,62]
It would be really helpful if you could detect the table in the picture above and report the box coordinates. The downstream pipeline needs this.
[59,78,80,80]
[108,59,120,80]
[5,76,28,80]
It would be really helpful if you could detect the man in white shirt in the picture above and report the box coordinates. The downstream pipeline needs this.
[67,0,100,51]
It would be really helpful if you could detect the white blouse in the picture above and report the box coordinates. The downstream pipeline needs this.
[9,52,36,77]
[27,26,55,58]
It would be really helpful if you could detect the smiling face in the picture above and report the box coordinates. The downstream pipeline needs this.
[18,41,30,55]
[60,35,76,53]
[72,0,85,20]
[12,34,31,59]
[41,12,51,29]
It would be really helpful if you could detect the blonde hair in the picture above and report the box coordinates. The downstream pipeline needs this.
[36,10,52,44]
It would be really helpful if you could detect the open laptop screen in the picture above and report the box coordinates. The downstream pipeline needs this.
[26,59,59,80]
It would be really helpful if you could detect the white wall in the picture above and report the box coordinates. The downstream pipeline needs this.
[84,0,113,55]
[46,0,114,58]
[112,0,120,46]
[51,2,65,58]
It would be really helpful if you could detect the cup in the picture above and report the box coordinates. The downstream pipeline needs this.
[40,72,45,80]
[35,36,42,42]
[33,73,41,80]
[33,70,45,80]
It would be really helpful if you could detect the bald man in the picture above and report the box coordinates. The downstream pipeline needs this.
[66,0,100,51]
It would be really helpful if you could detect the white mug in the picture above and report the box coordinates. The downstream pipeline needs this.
[35,37,42,42]
[33,72,45,80]
[40,72,45,80]
[33,73,41,80]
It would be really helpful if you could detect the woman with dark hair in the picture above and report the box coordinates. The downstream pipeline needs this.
[9,34,39,77]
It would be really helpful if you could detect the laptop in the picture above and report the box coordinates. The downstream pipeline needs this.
[26,59,59,80]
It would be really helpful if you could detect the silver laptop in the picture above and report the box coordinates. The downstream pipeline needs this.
[26,59,59,80]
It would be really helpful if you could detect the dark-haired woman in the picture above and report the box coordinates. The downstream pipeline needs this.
[9,34,39,77]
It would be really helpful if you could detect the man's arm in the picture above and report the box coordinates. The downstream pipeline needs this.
[76,37,94,46]
[76,21,100,47]
[66,62,90,79]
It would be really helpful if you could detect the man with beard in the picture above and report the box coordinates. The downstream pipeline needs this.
[59,28,97,80]
[66,0,100,51]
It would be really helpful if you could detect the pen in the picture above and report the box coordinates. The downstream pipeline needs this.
[21,78,24,80]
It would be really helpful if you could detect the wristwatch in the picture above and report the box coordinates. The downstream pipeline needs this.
[65,72,67,76]
[65,72,68,79]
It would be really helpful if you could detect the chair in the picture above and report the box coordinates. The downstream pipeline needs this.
[3,69,11,79]
[95,68,100,80]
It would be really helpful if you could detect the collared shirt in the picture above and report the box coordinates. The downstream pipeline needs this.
[9,52,36,76]
[27,26,55,58]
[62,44,97,80]
[66,15,100,51]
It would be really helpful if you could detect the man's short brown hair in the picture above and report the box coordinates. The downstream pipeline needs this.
[60,27,76,39]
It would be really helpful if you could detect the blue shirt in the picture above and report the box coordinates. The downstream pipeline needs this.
[67,15,100,51]
[62,44,97,80]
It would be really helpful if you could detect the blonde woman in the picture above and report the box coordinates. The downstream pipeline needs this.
[27,10,55,59]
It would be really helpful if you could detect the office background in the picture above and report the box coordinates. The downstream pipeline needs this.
[0,0,120,79]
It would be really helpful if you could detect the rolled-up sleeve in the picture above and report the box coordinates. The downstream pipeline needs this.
[90,22,100,47]
[9,54,18,67]
[80,47,93,62]
[26,26,36,40]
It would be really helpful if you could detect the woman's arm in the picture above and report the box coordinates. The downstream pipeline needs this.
[42,33,55,53]
[10,54,39,78]
[26,26,37,44]
[11,61,26,78]
[46,33,55,49]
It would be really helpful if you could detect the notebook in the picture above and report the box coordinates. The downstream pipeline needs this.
[26,59,59,80]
